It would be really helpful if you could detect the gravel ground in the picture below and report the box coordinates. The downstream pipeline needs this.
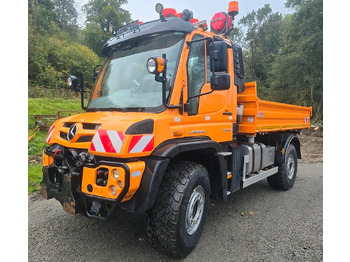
[28,163,322,261]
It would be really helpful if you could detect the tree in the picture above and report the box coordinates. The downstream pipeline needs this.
[268,0,323,121]
[82,0,131,54]
[28,0,100,95]
[229,26,245,49]
[53,0,79,36]
[83,0,130,32]
[29,0,58,34]
[237,5,284,91]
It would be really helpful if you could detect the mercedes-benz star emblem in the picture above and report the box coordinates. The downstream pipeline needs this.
[67,124,78,141]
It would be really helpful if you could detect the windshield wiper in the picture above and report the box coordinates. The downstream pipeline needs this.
[87,106,147,112]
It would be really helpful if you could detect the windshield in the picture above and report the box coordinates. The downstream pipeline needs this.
[88,32,185,112]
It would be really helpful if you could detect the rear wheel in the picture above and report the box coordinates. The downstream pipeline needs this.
[267,144,298,190]
[146,160,210,258]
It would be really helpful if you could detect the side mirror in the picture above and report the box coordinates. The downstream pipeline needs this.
[211,73,230,90]
[67,75,79,91]
[146,57,166,75]
[209,41,228,72]
[66,74,86,110]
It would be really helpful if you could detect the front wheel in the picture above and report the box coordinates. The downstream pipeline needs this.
[146,160,210,258]
[267,144,298,190]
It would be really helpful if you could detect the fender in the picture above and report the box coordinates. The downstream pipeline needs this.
[121,137,226,213]
[256,132,301,164]
[275,133,301,164]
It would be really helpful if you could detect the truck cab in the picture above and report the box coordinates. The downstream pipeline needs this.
[41,2,311,258]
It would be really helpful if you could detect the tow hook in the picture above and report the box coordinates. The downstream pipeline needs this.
[84,197,116,220]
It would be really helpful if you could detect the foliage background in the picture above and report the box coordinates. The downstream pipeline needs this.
[230,0,322,121]
[28,0,322,120]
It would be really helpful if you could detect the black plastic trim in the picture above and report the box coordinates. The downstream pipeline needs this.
[102,17,195,56]
[121,137,226,213]
[125,119,154,135]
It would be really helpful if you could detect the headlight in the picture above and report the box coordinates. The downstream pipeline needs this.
[147,58,157,74]
[66,75,78,88]
[110,185,117,196]
[113,169,120,180]
[146,57,165,74]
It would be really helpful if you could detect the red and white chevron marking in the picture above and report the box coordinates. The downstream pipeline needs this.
[46,126,55,143]
[304,116,310,124]
[90,129,125,153]
[128,135,154,153]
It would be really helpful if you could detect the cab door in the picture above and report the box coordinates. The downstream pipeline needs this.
[184,33,235,143]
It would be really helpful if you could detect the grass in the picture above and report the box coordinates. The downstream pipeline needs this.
[28,163,43,194]
[28,97,81,194]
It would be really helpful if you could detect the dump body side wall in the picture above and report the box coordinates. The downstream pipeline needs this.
[237,82,312,136]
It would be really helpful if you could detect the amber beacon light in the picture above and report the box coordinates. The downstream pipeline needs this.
[228,1,239,17]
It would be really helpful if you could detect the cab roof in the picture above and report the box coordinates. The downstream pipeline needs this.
[101,17,195,56]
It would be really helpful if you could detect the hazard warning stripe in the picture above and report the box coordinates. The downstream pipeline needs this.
[128,135,154,153]
[90,129,125,153]
[46,126,55,143]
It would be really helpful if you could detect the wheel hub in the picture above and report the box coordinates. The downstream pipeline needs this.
[287,155,295,179]
[185,186,205,235]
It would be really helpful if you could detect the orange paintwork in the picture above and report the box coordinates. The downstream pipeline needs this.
[42,149,53,166]
[45,27,312,202]
[237,82,312,136]
[81,161,145,202]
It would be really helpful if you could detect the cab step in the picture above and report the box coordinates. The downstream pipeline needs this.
[242,166,278,188]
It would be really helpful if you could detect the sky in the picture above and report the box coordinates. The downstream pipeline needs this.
[75,0,293,27]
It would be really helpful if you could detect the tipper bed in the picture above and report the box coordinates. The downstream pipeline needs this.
[237,82,312,136]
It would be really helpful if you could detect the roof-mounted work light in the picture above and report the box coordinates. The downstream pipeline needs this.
[181,9,193,22]
[155,3,164,14]
[155,3,165,20]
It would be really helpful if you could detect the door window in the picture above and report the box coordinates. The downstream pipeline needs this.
[187,35,207,115]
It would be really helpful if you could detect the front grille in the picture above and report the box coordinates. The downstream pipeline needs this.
[60,122,100,142]
[83,123,100,130]
[64,122,100,130]
[76,136,94,142]
[60,132,67,139]
[63,122,74,128]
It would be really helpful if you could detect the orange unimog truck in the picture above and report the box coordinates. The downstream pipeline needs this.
[40,2,312,258]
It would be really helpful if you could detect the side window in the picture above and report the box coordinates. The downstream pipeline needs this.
[187,35,206,115]
[206,40,211,83]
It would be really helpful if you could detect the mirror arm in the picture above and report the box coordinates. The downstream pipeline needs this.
[157,54,182,109]
[80,73,87,110]
[187,90,214,102]
[93,65,102,82]
[186,37,212,48]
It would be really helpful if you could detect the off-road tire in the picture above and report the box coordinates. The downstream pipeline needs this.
[146,160,210,258]
[267,144,298,190]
